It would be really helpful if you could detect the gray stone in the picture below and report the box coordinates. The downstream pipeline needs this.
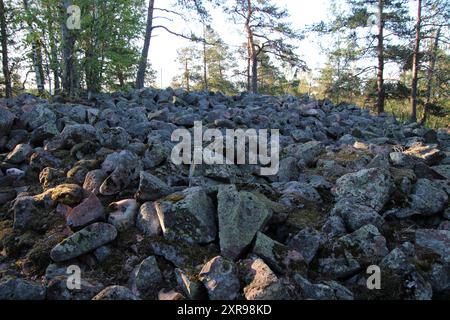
[175,268,208,300]
[0,278,46,300]
[409,179,448,216]
[288,228,325,264]
[129,256,163,297]
[0,107,15,137]
[50,223,118,262]
[415,229,450,263]
[333,168,393,211]
[92,285,139,300]
[242,258,290,300]
[218,185,272,260]
[337,224,389,263]
[331,199,384,232]
[156,187,216,244]
[199,256,240,300]
[137,202,161,236]
[108,199,138,232]
[253,232,306,273]
[135,171,172,202]
[6,144,33,164]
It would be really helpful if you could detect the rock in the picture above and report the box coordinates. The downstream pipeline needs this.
[242,258,290,300]
[155,187,216,244]
[108,199,138,232]
[99,127,130,149]
[92,285,139,300]
[30,122,59,145]
[12,196,40,230]
[431,165,450,179]
[66,193,105,229]
[175,269,208,300]
[293,275,336,300]
[0,188,16,205]
[83,169,107,195]
[415,229,450,263]
[99,150,142,196]
[277,157,299,182]
[429,263,450,294]
[50,223,118,262]
[318,251,361,279]
[47,276,104,300]
[331,199,384,232]
[49,184,84,206]
[135,171,172,202]
[149,238,215,269]
[409,179,448,216]
[218,185,272,260]
[289,140,325,166]
[143,145,168,169]
[275,181,322,203]
[404,143,444,165]
[129,256,163,297]
[0,278,46,300]
[5,144,33,164]
[137,202,161,236]
[321,215,347,239]
[58,124,99,149]
[389,152,415,168]
[199,256,240,300]
[253,232,306,273]
[337,224,389,264]
[287,228,325,264]
[158,289,185,300]
[39,167,65,189]
[333,168,393,211]
[0,107,15,137]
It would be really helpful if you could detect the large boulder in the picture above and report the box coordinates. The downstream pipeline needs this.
[241,258,290,300]
[135,171,172,202]
[409,179,448,216]
[0,278,46,300]
[199,256,240,300]
[337,224,389,264]
[416,229,450,263]
[0,107,15,137]
[50,223,118,262]
[333,168,393,211]
[330,199,384,232]
[155,187,216,244]
[217,185,272,260]
[66,193,105,229]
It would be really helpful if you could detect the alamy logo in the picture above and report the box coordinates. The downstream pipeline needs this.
[66,265,81,290]
[366,265,381,290]
[171,121,280,176]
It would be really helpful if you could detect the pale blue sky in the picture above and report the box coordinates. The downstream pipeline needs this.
[149,0,333,87]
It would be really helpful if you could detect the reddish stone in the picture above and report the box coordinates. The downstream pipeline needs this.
[66,193,105,228]
[57,203,72,219]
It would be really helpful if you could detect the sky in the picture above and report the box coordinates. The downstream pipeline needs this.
[148,0,333,88]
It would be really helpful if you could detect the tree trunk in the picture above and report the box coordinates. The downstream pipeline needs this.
[117,70,125,87]
[184,60,190,91]
[0,0,11,98]
[410,0,422,123]
[136,0,155,89]
[421,26,440,125]
[245,0,257,93]
[202,25,208,91]
[46,2,60,94]
[61,0,77,97]
[376,0,385,114]
[23,0,45,95]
